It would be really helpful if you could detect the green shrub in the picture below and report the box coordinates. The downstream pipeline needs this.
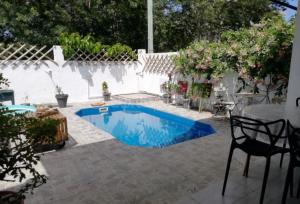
[60,33,105,58]
[106,43,137,60]
[59,33,137,60]
[188,83,212,99]
[102,81,108,92]
[0,74,59,203]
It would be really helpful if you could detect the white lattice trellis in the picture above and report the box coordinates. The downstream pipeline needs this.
[0,43,56,67]
[142,52,178,74]
[63,49,138,66]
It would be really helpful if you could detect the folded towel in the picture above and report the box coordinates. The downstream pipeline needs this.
[91,102,105,106]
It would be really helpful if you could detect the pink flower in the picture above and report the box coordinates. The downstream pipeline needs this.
[200,65,209,70]
[196,64,202,69]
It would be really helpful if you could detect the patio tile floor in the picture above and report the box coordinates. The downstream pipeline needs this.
[1,100,299,204]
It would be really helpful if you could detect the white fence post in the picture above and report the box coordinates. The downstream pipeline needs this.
[53,46,64,65]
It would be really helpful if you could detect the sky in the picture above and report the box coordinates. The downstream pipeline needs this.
[285,0,298,19]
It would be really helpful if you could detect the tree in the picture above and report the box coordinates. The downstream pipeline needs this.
[0,0,288,51]
[154,0,287,52]
[0,0,147,48]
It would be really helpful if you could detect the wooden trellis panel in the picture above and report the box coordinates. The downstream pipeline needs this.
[142,52,178,74]
[63,49,138,65]
[0,43,56,67]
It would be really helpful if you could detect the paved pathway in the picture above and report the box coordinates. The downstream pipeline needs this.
[2,100,299,204]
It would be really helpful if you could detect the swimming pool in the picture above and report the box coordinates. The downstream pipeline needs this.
[76,104,215,148]
[2,105,36,114]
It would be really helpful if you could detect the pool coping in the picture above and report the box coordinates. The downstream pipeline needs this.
[58,100,216,148]
[75,104,216,148]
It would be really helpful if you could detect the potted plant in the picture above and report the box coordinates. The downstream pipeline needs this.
[102,82,111,101]
[169,83,181,105]
[178,81,190,108]
[0,74,58,204]
[55,85,68,108]
[188,82,212,111]
[160,82,171,103]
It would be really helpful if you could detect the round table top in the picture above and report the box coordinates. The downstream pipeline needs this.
[243,103,285,121]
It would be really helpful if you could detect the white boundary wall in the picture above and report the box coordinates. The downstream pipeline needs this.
[1,46,141,104]
[1,46,241,105]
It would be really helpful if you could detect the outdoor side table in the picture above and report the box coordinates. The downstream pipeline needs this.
[0,89,15,105]
[235,92,265,105]
[213,101,235,118]
[213,102,227,116]
[233,93,265,114]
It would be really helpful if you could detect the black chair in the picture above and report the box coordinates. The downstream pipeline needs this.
[222,115,287,204]
[279,97,300,168]
[281,121,300,204]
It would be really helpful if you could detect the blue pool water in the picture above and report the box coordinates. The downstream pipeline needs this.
[2,105,36,114]
[76,104,215,148]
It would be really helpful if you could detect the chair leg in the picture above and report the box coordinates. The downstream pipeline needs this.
[297,178,300,198]
[259,157,271,204]
[290,168,294,197]
[222,144,234,196]
[243,154,251,177]
[281,162,293,204]
[279,138,287,168]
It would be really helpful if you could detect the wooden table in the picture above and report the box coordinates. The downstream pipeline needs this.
[34,110,68,151]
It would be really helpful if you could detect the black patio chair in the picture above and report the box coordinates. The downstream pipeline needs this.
[281,121,300,204]
[222,115,287,204]
[279,96,300,167]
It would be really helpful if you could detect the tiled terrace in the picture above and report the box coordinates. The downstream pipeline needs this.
[2,100,299,204]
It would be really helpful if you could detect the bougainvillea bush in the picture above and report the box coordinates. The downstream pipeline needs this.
[222,14,294,94]
[175,40,229,80]
[175,13,295,96]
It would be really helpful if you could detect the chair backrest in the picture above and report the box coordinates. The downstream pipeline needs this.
[230,115,286,147]
[287,121,300,161]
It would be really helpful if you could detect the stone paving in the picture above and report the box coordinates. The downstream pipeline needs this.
[113,93,161,103]
[2,100,299,204]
